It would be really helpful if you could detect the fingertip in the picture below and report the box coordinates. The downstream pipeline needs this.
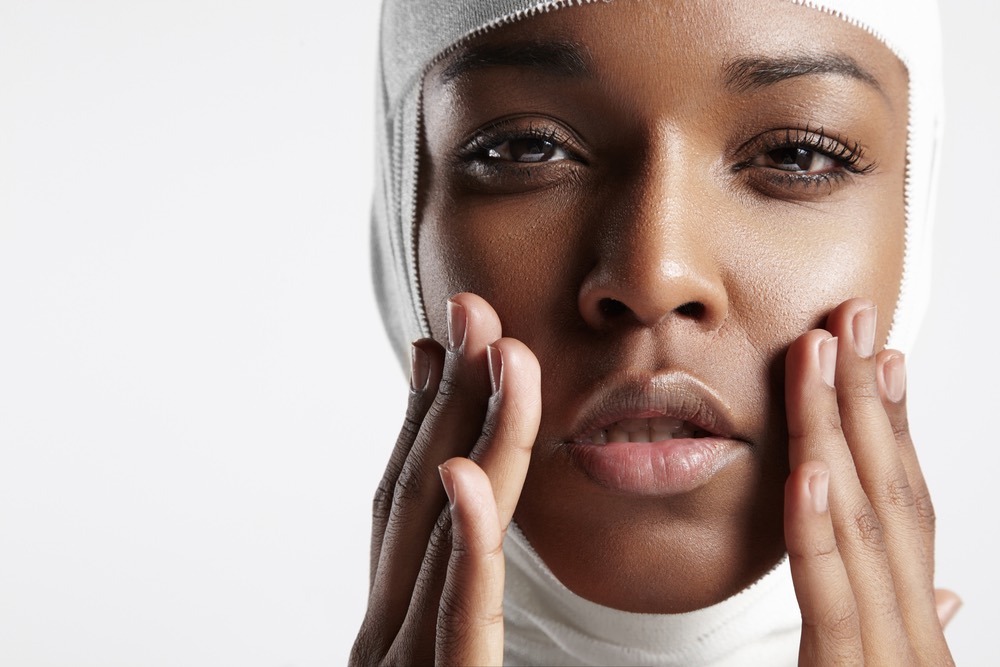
[439,462,457,508]
[785,461,831,520]
[447,292,504,350]
[785,329,834,388]
[876,349,907,404]
[440,457,495,511]
[802,461,831,514]
[487,339,543,448]
[823,298,876,341]
[784,330,838,471]
[486,344,502,395]
[441,457,502,550]
[409,338,445,392]
[490,338,541,390]
[935,589,962,629]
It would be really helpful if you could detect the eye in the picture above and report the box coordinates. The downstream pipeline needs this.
[732,126,877,198]
[751,146,839,174]
[486,136,572,163]
[454,116,588,194]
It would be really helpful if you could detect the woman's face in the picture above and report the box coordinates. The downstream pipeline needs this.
[419,0,908,612]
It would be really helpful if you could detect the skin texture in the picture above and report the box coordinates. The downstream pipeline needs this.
[421,0,906,612]
[351,0,958,664]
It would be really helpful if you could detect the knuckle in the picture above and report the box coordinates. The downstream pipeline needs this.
[391,460,427,516]
[843,503,886,555]
[426,508,453,556]
[913,486,937,532]
[436,592,504,656]
[842,373,879,400]
[397,414,424,446]
[438,598,504,634]
[822,410,843,435]
[372,479,394,523]
[809,537,839,561]
[434,375,461,400]
[890,415,912,443]
[787,533,838,564]
[427,369,490,417]
[881,475,915,514]
[818,601,861,644]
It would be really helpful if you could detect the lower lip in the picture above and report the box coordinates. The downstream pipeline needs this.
[565,437,746,495]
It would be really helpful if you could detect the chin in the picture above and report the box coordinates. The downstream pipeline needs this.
[514,447,789,613]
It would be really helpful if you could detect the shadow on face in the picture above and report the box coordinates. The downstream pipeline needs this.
[419,0,908,613]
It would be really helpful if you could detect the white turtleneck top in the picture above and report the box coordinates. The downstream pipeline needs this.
[503,524,801,666]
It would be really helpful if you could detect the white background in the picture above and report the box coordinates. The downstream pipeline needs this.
[0,1,996,665]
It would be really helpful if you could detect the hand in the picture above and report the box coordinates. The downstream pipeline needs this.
[783,298,960,665]
[350,293,541,666]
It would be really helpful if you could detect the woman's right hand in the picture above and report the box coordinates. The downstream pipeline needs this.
[350,292,542,666]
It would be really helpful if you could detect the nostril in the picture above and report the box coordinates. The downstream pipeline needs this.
[674,301,705,318]
[598,297,630,318]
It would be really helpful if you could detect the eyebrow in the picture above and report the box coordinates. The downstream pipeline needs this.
[723,53,883,94]
[440,40,592,82]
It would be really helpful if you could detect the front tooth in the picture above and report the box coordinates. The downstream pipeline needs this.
[650,425,674,441]
[629,428,651,443]
[607,426,628,443]
[618,418,647,431]
[651,417,684,433]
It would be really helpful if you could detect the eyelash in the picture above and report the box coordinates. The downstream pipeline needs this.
[456,120,586,189]
[457,120,874,196]
[732,125,877,190]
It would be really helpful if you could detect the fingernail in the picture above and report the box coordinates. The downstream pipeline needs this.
[853,305,877,358]
[447,300,467,352]
[410,343,429,392]
[438,464,456,508]
[809,468,830,514]
[819,336,838,388]
[487,344,502,395]
[937,593,963,627]
[883,353,906,403]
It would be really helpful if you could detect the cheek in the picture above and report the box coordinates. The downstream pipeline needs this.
[418,186,588,341]
[729,192,905,351]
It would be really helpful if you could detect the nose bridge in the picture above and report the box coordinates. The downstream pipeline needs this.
[578,129,728,330]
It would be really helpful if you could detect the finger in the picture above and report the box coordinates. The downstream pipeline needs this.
[785,461,863,666]
[875,350,936,575]
[469,337,542,528]
[826,301,945,657]
[392,332,541,659]
[435,458,505,667]
[370,339,445,587]
[784,324,912,662]
[826,304,925,562]
[367,293,502,646]
[934,589,962,629]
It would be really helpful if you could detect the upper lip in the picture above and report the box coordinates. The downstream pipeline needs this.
[567,371,741,443]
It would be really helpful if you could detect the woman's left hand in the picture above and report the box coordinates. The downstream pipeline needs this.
[783,298,960,665]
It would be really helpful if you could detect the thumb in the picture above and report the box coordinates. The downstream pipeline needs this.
[435,458,505,666]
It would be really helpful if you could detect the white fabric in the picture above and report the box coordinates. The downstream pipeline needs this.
[503,524,801,666]
[371,0,944,663]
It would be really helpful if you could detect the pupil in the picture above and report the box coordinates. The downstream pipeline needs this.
[770,147,813,171]
[511,138,553,163]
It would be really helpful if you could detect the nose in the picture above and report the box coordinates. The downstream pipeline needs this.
[578,154,729,332]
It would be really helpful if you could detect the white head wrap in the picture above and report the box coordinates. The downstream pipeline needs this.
[372,0,944,360]
[370,1,944,663]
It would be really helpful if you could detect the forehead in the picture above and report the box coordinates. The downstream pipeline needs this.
[429,0,908,109]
